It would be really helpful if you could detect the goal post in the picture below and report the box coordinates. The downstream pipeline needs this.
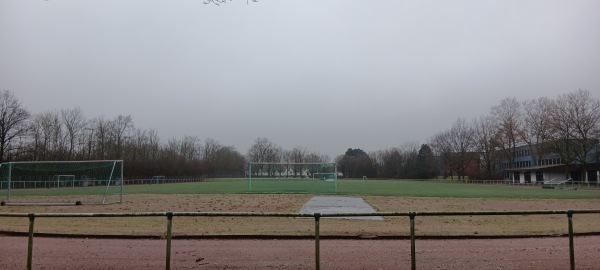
[0,160,124,205]
[247,162,337,193]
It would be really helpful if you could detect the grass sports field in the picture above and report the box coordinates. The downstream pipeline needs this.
[1,179,599,237]
[5,179,599,199]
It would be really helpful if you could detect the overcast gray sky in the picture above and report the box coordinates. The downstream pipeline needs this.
[2,0,599,158]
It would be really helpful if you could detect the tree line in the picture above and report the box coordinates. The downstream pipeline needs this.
[333,89,599,180]
[0,90,247,178]
[1,89,598,180]
[0,91,330,178]
[429,89,600,181]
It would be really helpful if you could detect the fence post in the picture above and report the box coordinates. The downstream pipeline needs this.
[314,213,321,270]
[567,210,575,270]
[409,212,416,270]
[166,212,174,270]
[27,213,35,270]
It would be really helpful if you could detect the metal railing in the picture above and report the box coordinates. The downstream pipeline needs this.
[1,210,600,270]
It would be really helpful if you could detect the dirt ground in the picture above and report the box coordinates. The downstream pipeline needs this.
[1,235,599,269]
[1,194,600,269]
[1,194,600,237]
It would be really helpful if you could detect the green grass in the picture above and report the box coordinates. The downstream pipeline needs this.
[339,180,600,199]
[2,179,599,199]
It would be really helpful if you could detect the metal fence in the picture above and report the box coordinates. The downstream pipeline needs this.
[1,209,600,270]
[123,177,206,185]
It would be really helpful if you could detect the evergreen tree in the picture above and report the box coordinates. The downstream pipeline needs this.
[415,144,438,179]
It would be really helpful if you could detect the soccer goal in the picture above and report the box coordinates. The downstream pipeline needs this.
[0,160,124,205]
[247,162,337,193]
[313,173,336,181]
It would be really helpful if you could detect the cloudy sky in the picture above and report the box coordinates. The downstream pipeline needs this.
[2,0,599,158]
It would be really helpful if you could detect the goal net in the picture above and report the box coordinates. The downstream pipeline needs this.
[50,175,76,188]
[247,162,337,193]
[0,160,124,205]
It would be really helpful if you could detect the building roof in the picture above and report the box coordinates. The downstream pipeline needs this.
[505,164,565,171]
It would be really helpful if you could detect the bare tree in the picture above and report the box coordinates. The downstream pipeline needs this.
[305,151,329,164]
[491,97,523,180]
[212,145,246,177]
[147,129,160,161]
[202,138,222,164]
[29,110,66,160]
[180,136,201,161]
[0,90,30,163]
[520,97,554,167]
[122,128,158,176]
[126,128,148,162]
[247,137,281,162]
[549,93,578,180]
[370,148,403,178]
[430,118,476,180]
[91,117,110,159]
[286,147,307,163]
[111,115,134,159]
[430,130,451,176]
[448,118,476,180]
[29,114,49,160]
[61,107,86,159]
[247,137,282,177]
[286,146,308,176]
[192,138,247,177]
[472,115,500,179]
[559,90,600,181]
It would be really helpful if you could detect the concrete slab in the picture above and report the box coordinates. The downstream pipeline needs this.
[299,196,384,220]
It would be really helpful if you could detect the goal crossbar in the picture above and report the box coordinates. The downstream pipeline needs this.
[247,162,337,193]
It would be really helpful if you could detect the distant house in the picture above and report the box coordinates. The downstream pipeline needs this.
[499,142,600,184]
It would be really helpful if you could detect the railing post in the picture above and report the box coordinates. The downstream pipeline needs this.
[166,212,174,270]
[314,213,321,270]
[27,213,35,270]
[409,212,416,270]
[567,210,575,270]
